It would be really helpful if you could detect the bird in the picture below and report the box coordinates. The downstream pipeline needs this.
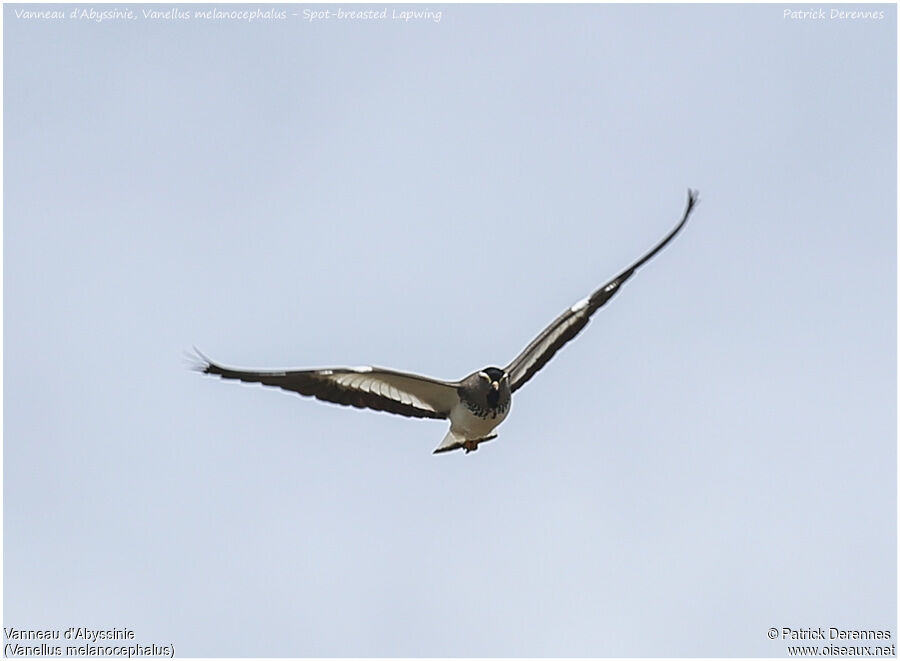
[194,189,699,455]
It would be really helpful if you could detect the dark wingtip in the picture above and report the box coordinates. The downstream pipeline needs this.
[686,188,700,213]
[186,346,213,374]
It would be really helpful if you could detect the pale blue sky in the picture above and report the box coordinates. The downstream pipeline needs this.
[4,3,896,656]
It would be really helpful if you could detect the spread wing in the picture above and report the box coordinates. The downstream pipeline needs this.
[193,351,459,420]
[505,189,699,393]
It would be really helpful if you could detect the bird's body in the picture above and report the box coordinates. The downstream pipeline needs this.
[194,190,699,455]
[437,367,512,453]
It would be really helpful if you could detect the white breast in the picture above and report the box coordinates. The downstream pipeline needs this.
[449,402,510,440]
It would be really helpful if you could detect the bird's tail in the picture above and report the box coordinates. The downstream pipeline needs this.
[433,429,466,454]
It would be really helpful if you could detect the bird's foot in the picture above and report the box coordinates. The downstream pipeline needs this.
[462,434,498,454]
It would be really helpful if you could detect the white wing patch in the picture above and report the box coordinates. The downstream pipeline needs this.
[331,372,437,412]
[570,296,590,312]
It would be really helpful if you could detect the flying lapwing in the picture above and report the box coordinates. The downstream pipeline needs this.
[194,190,699,454]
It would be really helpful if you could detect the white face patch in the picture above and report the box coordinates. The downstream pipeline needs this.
[570,296,590,312]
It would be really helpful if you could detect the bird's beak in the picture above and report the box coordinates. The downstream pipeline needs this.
[491,381,499,391]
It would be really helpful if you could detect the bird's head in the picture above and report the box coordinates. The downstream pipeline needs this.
[475,367,510,408]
